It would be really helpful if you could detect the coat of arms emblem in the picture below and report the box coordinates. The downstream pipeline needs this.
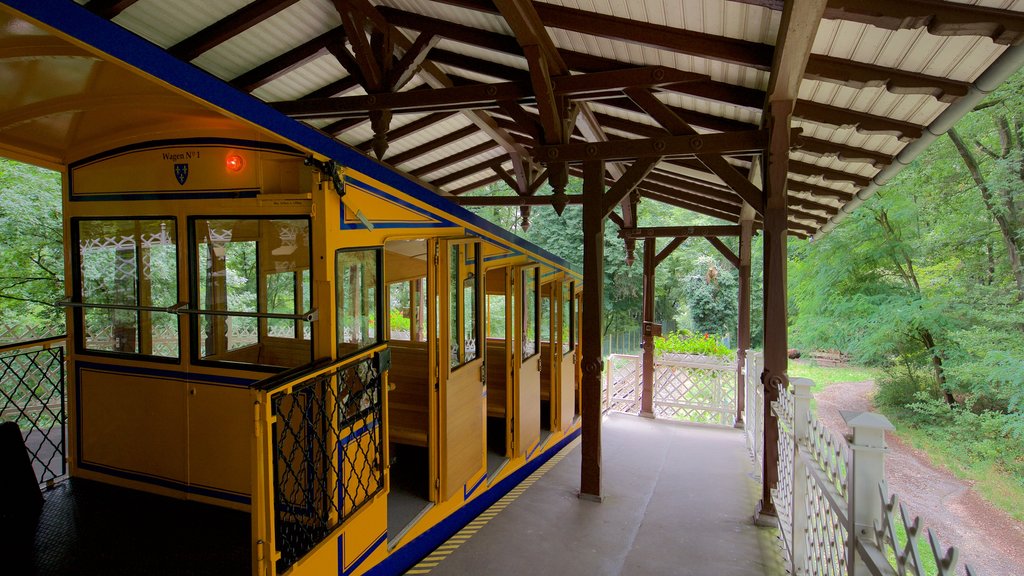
[174,163,189,185]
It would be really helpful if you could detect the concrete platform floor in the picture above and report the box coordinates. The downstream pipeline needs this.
[418,413,785,576]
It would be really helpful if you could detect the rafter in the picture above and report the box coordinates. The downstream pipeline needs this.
[230,29,338,93]
[620,225,743,238]
[432,154,511,187]
[626,87,765,214]
[83,0,140,19]
[409,141,501,178]
[272,67,699,119]
[601,158,660,218]
[706,237,740,268]
[385,124,479,166]
[450,174,502,195]
[381,8,927,141]
[421,0,971,100]
[354,111,456,152]
[534,131,770,163]
[168,0,301,61]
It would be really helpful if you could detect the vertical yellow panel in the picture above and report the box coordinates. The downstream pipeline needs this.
[79,368,187,484]
[187,382,252,498]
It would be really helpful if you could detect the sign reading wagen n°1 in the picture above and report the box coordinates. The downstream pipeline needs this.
[68,139,303,200]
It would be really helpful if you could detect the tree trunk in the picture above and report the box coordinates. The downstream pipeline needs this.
[948,128,1024,300]
[919,328,954,405]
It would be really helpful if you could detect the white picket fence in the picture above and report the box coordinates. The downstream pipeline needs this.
[743,359,981,576]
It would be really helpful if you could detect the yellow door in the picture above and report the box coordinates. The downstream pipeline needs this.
[435,238,486,500]
[513,265,541,457]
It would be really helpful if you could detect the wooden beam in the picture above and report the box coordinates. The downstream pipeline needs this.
[736,216,753,426]
[335,2,383,90]
[382,6,927,141]
[354,111,456,152]
[452,194,585,206]
[409,141,501,178]
[432,155,513,188]
[620,225,742,238]
[638,188,742,222]
[230,29,337,92]
[625,87,765,214]
[83,0,139,19]
[580,159,605,501]
[449,174,502,195]
[302,77,361,100]
[640,238,656,417]
[534,131,769,163]
[706,237,740,269]
[654,237,687,267]
[765,0,828,104]
[787,179,854,201]
[601,158,660,218]
[168,0,301,61]
[389,32,439,90]
[790,159,871,186]
[758,98,793,521]
[385,124,479,166]
[272,67,702,119]
[421,0,971,99]
[824,0,1024,45]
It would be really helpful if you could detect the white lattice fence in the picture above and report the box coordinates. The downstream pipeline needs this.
[765,378,982,576]
[653,355,736,425]
[744,351,764,479]
[603,354,640,413]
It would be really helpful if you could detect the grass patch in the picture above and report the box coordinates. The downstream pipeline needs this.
[787,360,877,395]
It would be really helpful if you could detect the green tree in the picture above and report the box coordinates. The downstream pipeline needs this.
[0,158,64,328]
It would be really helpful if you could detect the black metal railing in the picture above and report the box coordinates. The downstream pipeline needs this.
[0,335,67,486]
[269,350,385,573]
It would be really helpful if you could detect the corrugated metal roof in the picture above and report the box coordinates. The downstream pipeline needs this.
[7,0,1024,237]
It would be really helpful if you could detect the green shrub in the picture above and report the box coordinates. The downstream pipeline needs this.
[873,367,939,410]
[389,309,411,333]
[654,330,735,359]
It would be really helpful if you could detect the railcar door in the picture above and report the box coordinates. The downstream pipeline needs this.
[513,265,541,457]
[434,238,486,500]
[558,280,577,432]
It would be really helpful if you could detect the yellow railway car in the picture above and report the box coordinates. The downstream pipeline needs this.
[59,134,583,576]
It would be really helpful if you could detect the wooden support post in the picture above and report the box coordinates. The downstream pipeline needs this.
[640,238,656,418]
[757,100,793,522]
[736,216,753,428]
[580,159,605,501]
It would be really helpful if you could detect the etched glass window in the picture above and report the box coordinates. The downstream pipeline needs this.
[76,218,178,357]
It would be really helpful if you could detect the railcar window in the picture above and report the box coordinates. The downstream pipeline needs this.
[336,248,381,357]
[76,218,178,358]
[487,295,505,338]
[388,278,425,341]
[448,243,480,369]
[522,268,538,360]
[193,218,311,367]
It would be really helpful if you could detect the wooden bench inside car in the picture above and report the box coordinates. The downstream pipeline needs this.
[486,339,507,418]
[387,342,430,447]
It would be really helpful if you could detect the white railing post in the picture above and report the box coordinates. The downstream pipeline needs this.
[790,377,814,576]
[843,411,895,576]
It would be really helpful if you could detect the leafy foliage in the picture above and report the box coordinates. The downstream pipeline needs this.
[654,330,734,359]
[0,158,64,328]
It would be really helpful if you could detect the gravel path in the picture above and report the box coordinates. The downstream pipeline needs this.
[813,380,1024,576]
